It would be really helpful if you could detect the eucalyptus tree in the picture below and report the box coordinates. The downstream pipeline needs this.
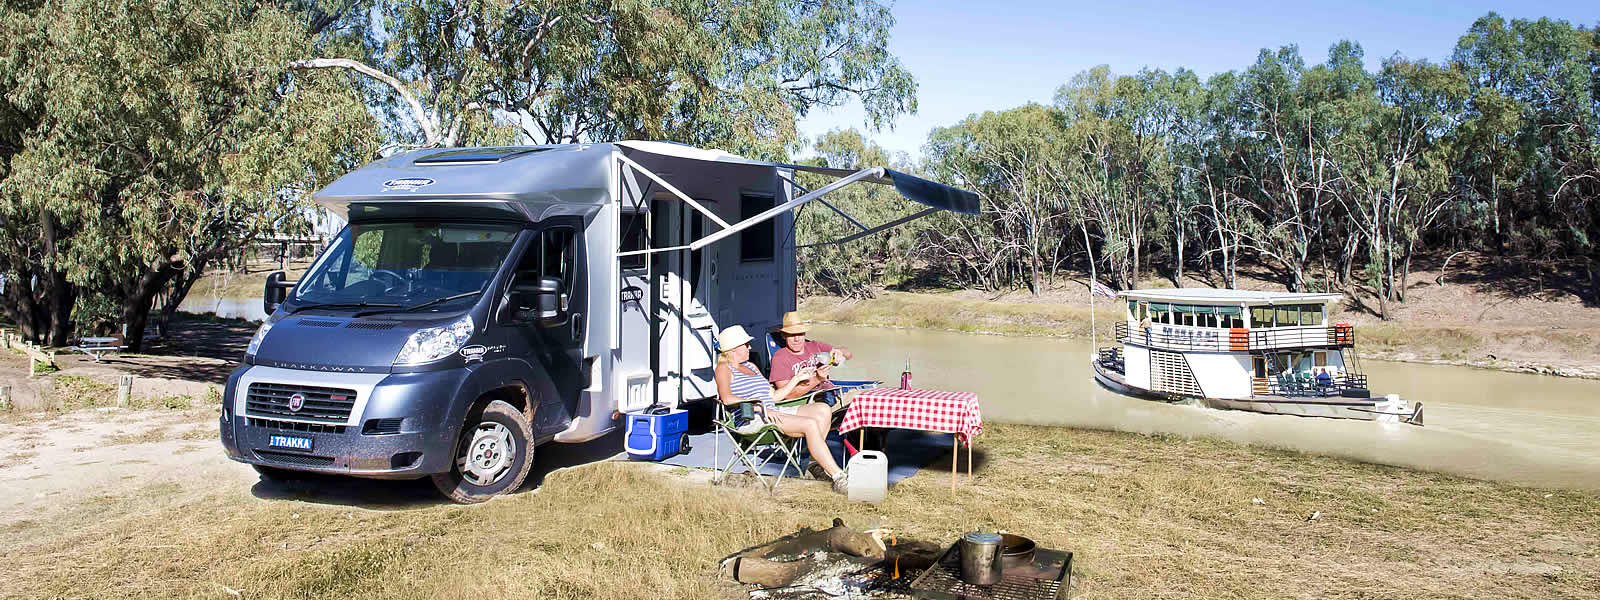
[794,129,921,297]
[296,0,918,159]
[0,0,378,347]
[1452,14,1598,264]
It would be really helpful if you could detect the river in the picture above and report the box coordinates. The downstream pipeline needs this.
[810,323,1600,490]
[177,296,1599,489]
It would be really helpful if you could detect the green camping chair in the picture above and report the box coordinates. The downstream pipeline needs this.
[712,401,808,492]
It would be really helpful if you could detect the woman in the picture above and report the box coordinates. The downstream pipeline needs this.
[714,325,848,493]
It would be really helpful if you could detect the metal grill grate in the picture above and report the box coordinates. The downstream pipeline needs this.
[296,319,343,328]
[909,544,1072,600]
[248,417,347,434]
[246,382,357,423]
[254,449,335,467]
[345,321,400,330]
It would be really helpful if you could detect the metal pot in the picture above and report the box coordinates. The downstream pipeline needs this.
[998,533,1036,569]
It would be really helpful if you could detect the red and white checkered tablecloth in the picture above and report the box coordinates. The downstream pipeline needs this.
[839,387,983,446]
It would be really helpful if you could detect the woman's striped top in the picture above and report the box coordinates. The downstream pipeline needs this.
[728,361,775,404]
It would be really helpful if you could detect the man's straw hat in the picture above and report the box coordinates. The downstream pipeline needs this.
[777,311,809,335]
[716,325,754,353]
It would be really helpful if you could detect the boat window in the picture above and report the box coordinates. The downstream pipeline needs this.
[1276,306,1298,328]
[1250,306,1273,328]
[1300,305,1324,326]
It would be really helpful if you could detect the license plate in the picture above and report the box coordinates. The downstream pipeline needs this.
[268,435,313,451]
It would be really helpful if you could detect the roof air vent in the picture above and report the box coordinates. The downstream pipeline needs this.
[413,147,548,165]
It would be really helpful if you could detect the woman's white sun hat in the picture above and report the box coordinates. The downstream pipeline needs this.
[716,325,754,354]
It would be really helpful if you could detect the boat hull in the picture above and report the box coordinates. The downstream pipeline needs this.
[1091,358,1421,425]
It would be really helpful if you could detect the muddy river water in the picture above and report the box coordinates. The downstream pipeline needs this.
[811,324,1600,490]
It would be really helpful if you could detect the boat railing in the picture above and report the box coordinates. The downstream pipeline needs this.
[1253,373,1369,397]
[1095,346,1125,374]
[1115,321,1355,351]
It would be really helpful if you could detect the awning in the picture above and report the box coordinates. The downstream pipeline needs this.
[614,141,981,255]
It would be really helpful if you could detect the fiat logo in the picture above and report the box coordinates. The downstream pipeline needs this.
[287,393,306,412]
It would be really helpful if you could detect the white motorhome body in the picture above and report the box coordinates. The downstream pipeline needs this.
[220,141,978,501]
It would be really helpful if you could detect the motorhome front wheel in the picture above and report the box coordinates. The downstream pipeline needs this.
[431,400,534,504]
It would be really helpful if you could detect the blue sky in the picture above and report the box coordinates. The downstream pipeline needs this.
[795,0,1598,161]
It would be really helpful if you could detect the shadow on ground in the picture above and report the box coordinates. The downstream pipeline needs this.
[247,429,627,509]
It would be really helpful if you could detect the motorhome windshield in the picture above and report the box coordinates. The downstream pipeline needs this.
[293,222,519,310]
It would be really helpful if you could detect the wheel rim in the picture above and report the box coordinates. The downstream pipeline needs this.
[456,422,515,487]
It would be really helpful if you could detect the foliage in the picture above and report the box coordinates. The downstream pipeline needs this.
[0,0,380,347]
[827,12,1599,315]
[310,0,917,160]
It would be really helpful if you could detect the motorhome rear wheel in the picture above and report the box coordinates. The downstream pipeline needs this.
[431,400,534,503]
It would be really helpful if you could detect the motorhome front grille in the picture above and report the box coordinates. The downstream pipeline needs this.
[345,321,400,330]
[246,383,357,423]
[1150,350,1203,397]
[254,449,335,467]
[247,417,347,434]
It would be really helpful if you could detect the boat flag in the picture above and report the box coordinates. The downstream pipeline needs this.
[1090,280,1117,298]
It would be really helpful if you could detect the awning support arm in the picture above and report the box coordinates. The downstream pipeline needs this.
[616,153,732,230]
[816,198,872,232]
[780,174,870,233]
[689,167,884,251]
[797,207,940,248]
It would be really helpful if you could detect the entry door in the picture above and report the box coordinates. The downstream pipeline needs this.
[505,219,587,437]
[650,199,719,406]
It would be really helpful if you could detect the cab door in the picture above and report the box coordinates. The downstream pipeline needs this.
[502,218,587,438]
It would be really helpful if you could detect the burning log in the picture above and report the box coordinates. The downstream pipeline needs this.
[721,519,887,587]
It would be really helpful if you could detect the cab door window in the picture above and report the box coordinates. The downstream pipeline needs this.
[508,228,577,319]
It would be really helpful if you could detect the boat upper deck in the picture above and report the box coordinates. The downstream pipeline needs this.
[1118,288,1343,305]
[1116,288,1352,353]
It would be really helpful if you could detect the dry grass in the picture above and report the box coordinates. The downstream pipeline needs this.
[2,424,1594,600]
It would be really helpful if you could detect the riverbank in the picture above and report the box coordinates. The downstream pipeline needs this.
[801,285,1600,380]
[2,404,1596,599]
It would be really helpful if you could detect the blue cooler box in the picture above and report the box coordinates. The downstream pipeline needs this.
[625,409,690,461]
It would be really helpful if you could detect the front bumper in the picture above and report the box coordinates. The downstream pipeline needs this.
[220,365,469,479]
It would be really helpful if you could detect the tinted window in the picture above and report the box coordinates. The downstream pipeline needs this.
[740,194,775,262]
[620,211,647,271]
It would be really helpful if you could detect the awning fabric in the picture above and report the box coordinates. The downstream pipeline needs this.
[1215,306,1243,316]
[1148,303,1170,311]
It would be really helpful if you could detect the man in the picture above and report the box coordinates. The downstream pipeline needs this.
[768,311,853,407]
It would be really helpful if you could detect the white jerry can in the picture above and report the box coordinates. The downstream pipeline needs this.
[846,450,888,503]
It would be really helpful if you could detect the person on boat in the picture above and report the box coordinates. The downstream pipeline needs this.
[769,312,853,408]
[1315,367,1333,392]
[715,325,848,492]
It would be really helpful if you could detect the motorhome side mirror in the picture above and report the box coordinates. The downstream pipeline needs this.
[505,276,564,323]
[534,277,563,322]
[263,271,295,315]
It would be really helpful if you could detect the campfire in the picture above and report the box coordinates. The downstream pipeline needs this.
[721,519,1072,599]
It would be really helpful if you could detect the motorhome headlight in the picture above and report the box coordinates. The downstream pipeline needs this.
[246,321,274,357]
[394,315,475,365]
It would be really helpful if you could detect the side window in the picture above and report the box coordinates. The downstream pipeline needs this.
[619,211,648,271]
[739,194,775,262]
[514,228,576,289]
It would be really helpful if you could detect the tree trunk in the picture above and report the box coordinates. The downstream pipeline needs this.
[119,262,182,352]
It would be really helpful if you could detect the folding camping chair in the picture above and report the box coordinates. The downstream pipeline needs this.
[712,401,809,492]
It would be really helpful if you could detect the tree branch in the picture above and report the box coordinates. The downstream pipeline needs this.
[290,58,441,146]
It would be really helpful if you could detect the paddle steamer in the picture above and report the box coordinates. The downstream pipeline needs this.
[1092,288,1422,425]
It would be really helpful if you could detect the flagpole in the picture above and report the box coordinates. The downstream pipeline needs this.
[1083,226,1097,350]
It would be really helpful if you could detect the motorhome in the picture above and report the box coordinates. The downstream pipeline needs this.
[1091,288,1423,425]
[217,142,977,503]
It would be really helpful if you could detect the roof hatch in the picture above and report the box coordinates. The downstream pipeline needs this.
[413,147,549,165]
